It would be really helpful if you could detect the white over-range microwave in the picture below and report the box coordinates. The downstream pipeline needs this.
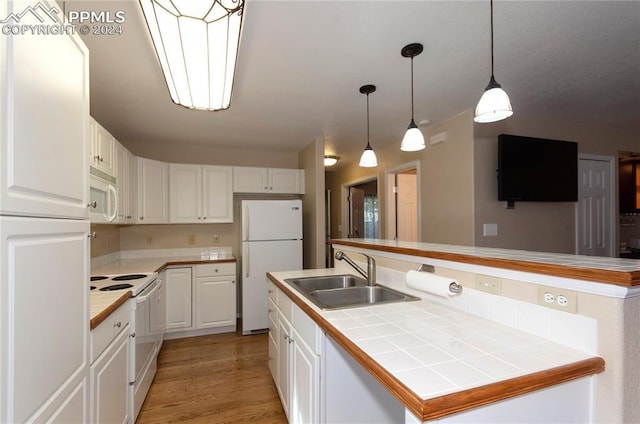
[89,168,117,223]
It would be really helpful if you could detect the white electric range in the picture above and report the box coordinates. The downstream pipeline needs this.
[90,271,165,421]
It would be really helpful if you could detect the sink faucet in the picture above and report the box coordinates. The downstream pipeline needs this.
[334,251,376,286]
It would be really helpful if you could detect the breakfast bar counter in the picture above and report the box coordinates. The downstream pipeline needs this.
[267,267,604,422]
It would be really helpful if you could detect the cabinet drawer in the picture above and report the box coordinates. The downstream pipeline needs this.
[268,281,278,303]
[278,290,293,323]
[292,303,321,354]
[90,301,131,363]
[196,262,235,277]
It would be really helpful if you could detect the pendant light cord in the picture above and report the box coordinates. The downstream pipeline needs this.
[490,0,495,77]
[366,93,371,146]
[410,55,415,120]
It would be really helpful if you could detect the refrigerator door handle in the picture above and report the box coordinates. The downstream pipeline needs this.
[244,243,249,278]
[243,205,249,240]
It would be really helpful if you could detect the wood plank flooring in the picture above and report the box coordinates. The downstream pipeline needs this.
[136,331,286,424]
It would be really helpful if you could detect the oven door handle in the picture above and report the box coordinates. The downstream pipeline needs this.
[136,279,161,303]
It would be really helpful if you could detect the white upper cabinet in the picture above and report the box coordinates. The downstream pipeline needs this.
[115,141,136,224]
[233,167,305,194]
[169,164,233,223]
[89,117,115,178]
[137,158,169,224]
[0,2,89,219]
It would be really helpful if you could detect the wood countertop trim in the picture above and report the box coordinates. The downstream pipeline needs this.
[267,273,606,421]
[90,291,131,330]
[333,239,640,286]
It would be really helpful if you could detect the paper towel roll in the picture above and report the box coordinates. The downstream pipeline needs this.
[405,270,462,298]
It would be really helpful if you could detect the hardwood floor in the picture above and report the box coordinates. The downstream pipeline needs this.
[136,330,286,424]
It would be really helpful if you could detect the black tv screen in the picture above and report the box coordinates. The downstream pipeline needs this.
[498,134,578,202]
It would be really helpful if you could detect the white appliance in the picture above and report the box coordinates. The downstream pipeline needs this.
[242,199,303,335]
[90,272,165,421]
[89,174,117,223]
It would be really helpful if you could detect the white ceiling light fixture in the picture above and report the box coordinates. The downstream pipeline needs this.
[359,85,378,168]
[324,155,339,167]
[474,0,513,123]
[139,0,244,111]
[400,43,426,152]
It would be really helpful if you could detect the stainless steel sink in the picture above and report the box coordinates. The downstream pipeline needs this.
[285,275,420,310]
[285,274,367,293]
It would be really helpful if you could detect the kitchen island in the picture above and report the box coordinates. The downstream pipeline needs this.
[306,238,639,423]
[268,265,604,423]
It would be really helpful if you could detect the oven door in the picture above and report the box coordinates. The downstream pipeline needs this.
[134,278,161,379]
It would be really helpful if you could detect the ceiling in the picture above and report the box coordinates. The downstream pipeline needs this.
[72,1,640,168]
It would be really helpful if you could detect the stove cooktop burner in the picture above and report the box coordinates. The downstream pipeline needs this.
[91,276,108,281]
[111,274,147,281]
[99,283,134,291]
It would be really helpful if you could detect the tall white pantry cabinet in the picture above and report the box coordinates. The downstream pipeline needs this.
[1,1,91,422]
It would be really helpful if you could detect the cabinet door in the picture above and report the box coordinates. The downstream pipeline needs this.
[277,313,292,419]
[169,164,201,223]
[92,120,115,176]
[268,298,279,382]
[127,153,137,223]
[233,167,269,193]
[0,217,89,423]
[91,325,130,424]
[0,0,89,219]
[195,276,236,328]
[138,158,169,223]
[202,165,233,223]
[165,267,193,331]
[115,141,129,223]
[269,168,304,194]
[291,330,320,424]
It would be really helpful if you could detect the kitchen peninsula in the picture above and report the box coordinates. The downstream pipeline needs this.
[311,239,638,423]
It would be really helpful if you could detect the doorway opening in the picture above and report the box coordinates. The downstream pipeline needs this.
[341,177,379,239]
[386,161,421,242]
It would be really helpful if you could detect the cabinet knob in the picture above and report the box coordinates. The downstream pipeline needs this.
[87,201,97,208]
[88,231,96,239]
[140,217,144,220]
[114,321,121,328]
[126,215,132,219]
[203,217,207,220]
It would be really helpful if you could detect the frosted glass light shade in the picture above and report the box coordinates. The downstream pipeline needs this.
[474,80,513,123]
[324,156,339,167]
[400,121,425,152]
[139,0,244,111]
[359,145,378,167]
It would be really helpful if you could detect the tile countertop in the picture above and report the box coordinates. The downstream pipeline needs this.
[267,268,605,422]
[89,252,236,329]
[332,238,640,286]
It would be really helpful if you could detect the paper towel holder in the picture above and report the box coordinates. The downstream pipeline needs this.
[416,264,463,295]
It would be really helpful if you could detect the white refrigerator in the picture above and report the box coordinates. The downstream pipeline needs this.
[241,199,303,334]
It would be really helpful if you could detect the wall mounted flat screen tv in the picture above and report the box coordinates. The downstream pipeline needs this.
[498,134,578,203]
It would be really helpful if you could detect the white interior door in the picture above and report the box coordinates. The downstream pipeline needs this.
[396,173,418,242]
[577,156,615,257]
[348,187,365,238]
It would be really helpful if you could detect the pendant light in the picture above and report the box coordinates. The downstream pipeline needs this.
[359,85,378,168]
[474,0,513,123]
[400,43,426,152]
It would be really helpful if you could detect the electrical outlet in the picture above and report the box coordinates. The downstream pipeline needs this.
[475,274,502,295]
[213,234,220,243]
[537,286,577,313]
[187,234,196,245]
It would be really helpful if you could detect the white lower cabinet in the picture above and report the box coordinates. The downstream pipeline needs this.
[90,303,131,424]
[165,267,193,331]
[269,281,322,424]
[165,263,237,338]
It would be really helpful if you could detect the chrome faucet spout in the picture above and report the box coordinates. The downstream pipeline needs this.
[334,251,376,286]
